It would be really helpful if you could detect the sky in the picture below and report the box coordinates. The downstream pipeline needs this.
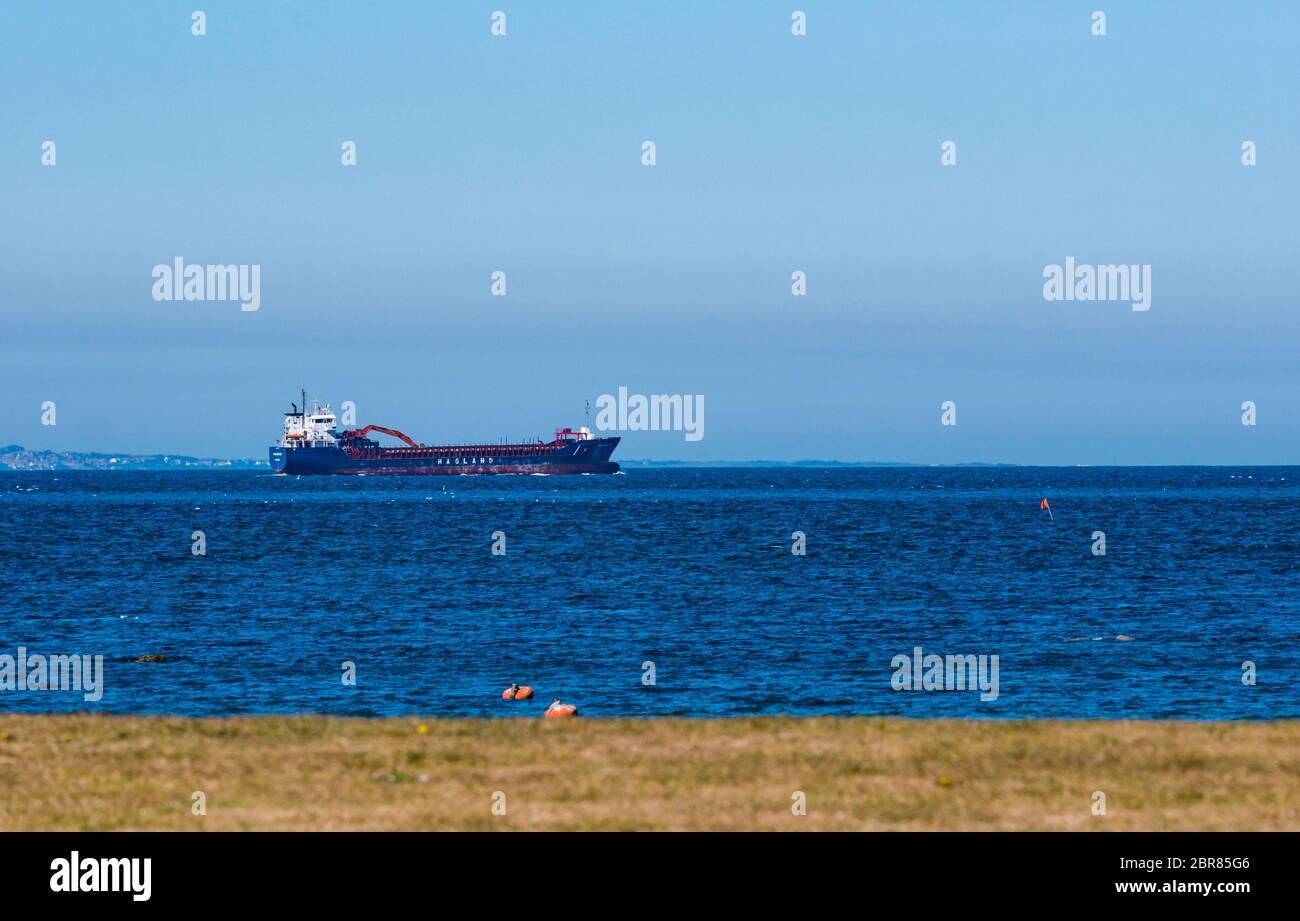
[1,1,1297,463]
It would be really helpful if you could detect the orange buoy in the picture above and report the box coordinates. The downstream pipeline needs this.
[543,699,578,718]
[502,684,533,700]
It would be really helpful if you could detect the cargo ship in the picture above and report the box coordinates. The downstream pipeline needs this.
[269,394,619,476]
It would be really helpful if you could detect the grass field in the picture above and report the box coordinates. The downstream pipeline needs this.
[1,714,1297,831]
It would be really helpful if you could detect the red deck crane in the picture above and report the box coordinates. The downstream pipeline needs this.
[340,425,422,448]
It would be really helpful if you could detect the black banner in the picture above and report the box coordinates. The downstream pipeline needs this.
[1,831,1287,906]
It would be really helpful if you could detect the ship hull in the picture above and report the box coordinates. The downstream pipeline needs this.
[269,437,620,476]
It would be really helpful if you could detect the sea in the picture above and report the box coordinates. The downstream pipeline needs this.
[1,467,1296,719]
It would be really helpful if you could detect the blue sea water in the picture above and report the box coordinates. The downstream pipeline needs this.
[0,468,1296,719]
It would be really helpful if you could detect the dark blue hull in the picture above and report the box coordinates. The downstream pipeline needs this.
[269,437,620,475]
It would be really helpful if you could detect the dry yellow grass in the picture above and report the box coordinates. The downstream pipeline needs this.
[0,715,1296,831]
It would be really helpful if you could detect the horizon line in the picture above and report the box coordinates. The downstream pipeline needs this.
[2,446,1298,471]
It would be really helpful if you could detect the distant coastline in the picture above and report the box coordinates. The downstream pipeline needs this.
[0,445,267,471]
[618,459,1014,468]
[0,445,989,471]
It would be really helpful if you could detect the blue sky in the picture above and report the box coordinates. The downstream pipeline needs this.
[1,1,1297,463]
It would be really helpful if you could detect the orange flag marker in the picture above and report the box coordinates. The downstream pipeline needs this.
[1040,498,1053,521]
